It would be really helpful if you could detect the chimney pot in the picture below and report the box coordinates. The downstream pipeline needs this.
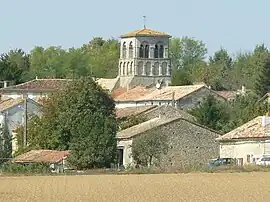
[241,85,246,94]
[3,81,8,88]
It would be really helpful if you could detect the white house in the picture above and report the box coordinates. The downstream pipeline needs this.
[0,77,117,101]
[114,84,226,110]
[0,97,42,153]
[217,115,270,165]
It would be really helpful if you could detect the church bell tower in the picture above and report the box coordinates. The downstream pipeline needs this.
[118,24,172,88]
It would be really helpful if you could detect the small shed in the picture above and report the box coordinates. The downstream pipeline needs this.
[12,150,70,173]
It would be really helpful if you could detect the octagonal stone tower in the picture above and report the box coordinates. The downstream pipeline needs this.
[119,27,172,88]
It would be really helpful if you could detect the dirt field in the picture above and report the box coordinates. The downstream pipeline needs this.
[0,172,270,202]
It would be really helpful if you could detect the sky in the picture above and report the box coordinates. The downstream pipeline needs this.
[1,0,270,57]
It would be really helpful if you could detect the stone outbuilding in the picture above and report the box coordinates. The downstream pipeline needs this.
[117,116,221,168]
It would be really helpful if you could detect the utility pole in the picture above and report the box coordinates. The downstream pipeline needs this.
[23,94,28,148]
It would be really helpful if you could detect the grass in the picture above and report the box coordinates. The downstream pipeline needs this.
[1,172,270,201]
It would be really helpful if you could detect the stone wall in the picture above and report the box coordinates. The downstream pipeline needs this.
[144,105,195,121]
[178,87,225,110]
[133,118,220,168]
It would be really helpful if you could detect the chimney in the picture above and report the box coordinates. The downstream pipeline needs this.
[3,81,8,88]
[241,85,246,94]
[172,91,175,107]
[262,114,270,127]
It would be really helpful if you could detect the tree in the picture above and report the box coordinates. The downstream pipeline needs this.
[170,68,193,86]
[255,54,270,97]
[15,76,118,169]
[222,92,268,132]
[132,131,168,167]
[209,48,232,69]
[189,94,229,131]
[170,37,207,70]
[0,49,30,84]
[0,115,12,164]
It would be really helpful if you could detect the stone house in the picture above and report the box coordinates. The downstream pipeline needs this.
[217,115,270,165]
[114,84,226,110]
[0,98,42,153]
[117,116,221,168]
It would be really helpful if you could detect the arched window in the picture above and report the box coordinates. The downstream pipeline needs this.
[154,45,158,58]
[130,62,133,75]
[159,45,164,58]
[139,45,144,58]
[129,42,133,58]
[119,62,122,75]
[122,42,127,58]
[126,62,130,75]
[153,62,159,75]
[123,62,126,75]
[144,45,149,58]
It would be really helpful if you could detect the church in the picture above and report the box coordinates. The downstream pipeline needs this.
[97,26,172,91]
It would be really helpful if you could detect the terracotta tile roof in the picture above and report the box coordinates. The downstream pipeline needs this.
[142,85,206,101]
[114,86,155,101]
[217,116,270,141]
[114,85,214,102]
[13,150,70,164]
[121,28,170,38]
[96,77,119,92]
[117,116,221,139]
[0,98,24,111]
[215,91,238,100]
[0,79,72,92]
[112,87,127,98]
[116,105,157,119]
[117,117,176,139]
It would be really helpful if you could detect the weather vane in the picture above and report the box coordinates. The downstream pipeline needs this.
[143,16,146,29]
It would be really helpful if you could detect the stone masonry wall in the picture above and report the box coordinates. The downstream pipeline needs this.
[134,119,220,168]
[144,105,195,121]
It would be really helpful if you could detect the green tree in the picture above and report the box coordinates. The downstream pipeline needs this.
[209,47,232,69]
[15,77,117,169]
[189,94,229,131]
[0,49,30,84]
[170,37,207,70]
[255,54,270,97]
[28,46,68,79]
[132,131,168,167]
[171,68,193,86]
[82,38,120,78]
[223,92,268,132]
[0,115,12,164]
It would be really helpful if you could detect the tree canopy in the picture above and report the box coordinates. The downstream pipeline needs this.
[15,76,118,169]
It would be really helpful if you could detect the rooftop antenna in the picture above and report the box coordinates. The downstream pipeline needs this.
[143,16,146,29]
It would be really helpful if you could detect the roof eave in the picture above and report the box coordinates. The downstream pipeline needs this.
[217,136,270,142]
[0,89,56,93]
[120,34,171,38]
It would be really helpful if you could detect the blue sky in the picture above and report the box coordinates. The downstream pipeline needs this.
[1,0,269,57]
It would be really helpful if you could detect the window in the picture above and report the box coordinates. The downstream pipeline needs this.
[247,154,250,163]
[122,42,127,58]
[139,45,144,58]
[144,45,149,58]
[159,45,164,58]
[154,45,158,58]
[129,42,133,58]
